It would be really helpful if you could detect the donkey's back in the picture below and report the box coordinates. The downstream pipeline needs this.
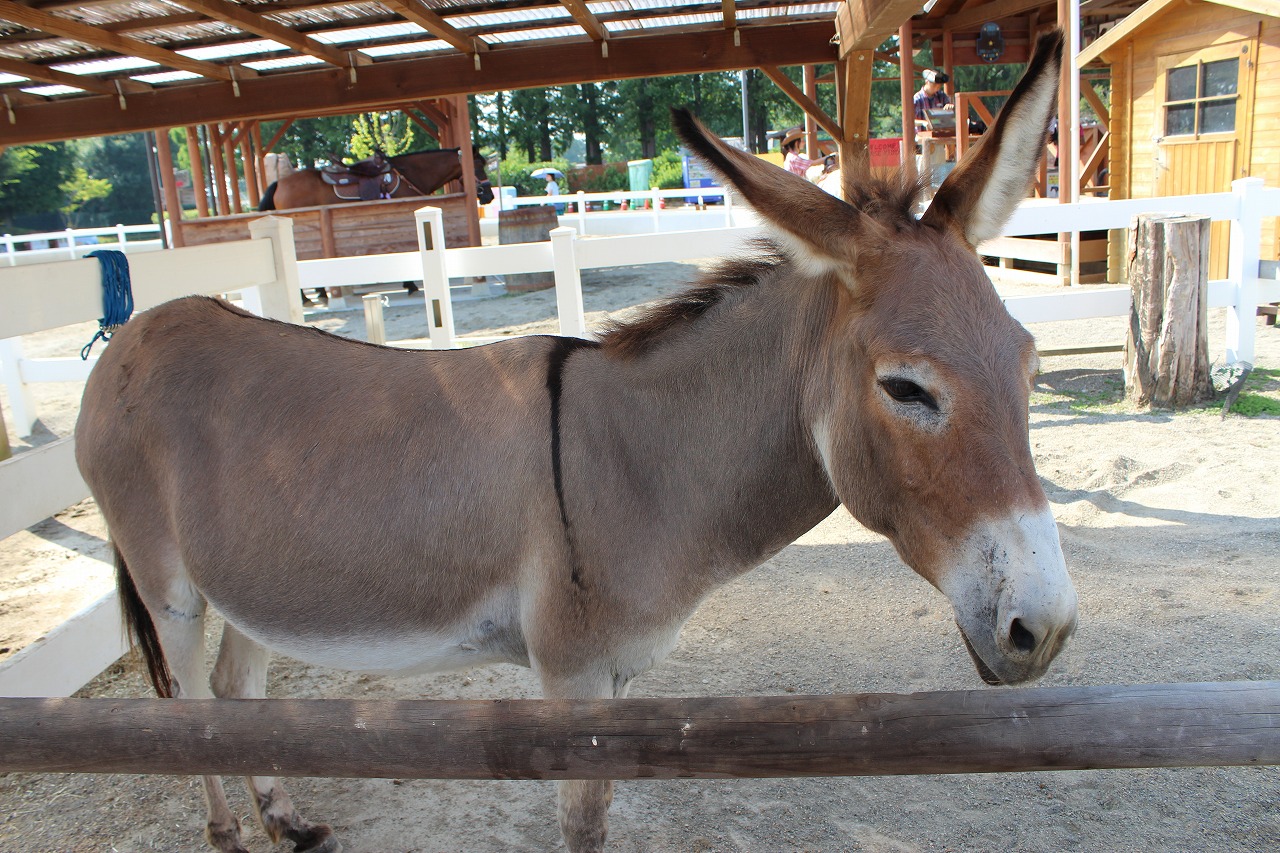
[76,296,559,673]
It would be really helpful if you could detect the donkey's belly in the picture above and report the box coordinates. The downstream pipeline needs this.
[213,589,530,677]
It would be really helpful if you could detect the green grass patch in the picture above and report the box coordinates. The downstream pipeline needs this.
[1225,392,1280,417]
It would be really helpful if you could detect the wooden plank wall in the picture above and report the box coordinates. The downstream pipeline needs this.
[176,195,475,260]
[1103,4,1280,276]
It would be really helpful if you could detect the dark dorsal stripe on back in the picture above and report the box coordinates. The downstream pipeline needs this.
[545,335,601,588]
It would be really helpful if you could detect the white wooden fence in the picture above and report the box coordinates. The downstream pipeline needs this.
[1,181,1277,697]
[0,217,301,697]
[1,223,165,266]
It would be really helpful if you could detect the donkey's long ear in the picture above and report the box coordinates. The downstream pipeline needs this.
[921,31,1063,247]
[672,109,861,267]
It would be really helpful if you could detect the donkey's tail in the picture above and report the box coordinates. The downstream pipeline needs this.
[258,181,278,211]
[115,544,174,698]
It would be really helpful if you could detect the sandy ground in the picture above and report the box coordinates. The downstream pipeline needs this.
[1,256,1278,853]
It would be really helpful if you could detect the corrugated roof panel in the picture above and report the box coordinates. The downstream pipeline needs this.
[51,56,161,75]
[22,84,82,97]
[179,40,284,60]
[132,70,203,84]
[446,8,572,28]
[738,3,840,19]
[312,23,425,45]
[61,0,187,29]
[244,54,325,70]
[606,12,721,32]
[481,25,586,44]
[359,39,452,57]
[0,73,26,84]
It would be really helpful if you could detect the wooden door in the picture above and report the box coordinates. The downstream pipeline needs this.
[1154,39,1257,279]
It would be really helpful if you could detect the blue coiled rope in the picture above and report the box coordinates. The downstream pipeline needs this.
[80,249,134,360]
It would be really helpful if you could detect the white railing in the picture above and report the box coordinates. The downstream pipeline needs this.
[1,223,165,267]
[0,217,302,698]
[488,186,737,235]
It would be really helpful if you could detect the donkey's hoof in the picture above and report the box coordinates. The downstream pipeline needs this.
[289,823,341,853]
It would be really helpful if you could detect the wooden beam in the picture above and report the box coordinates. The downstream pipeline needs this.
[0,55,149,98]
[1,22,837,146]
[760,66,842,142]
[0,683,1275,778]
[184,126,209,218]
[837,0,926,55]
[154,130,184,247]
[842,45,874,149]
[943,0,1052,32]
[722,0,737,30]
[802,64,819,158]
[406,106,442,142]
[0,0,239,82]
[560,0,609,44]
[1081,78,1109,130]
[174,0,368,68]
[380,0,488,55]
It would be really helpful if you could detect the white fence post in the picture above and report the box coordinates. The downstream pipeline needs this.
[577,191,587,235]
[3,234,13,267]
[245,216,304,324]
[651,188,661,232]
[363,293,387,345]
[0,337,37,436]
[114,224,126,249]
[550,226,587,339]
[1226,177,1264,365]
[415,206,456,349]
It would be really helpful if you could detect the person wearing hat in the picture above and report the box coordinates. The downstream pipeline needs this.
[913,68,954,122]
[781,127,814,178]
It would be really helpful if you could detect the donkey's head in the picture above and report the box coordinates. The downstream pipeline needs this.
[674,32,1075,685]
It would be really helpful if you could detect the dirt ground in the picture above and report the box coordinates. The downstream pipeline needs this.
[1,256,1278,853]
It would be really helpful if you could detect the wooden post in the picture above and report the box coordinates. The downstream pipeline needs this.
[239,122,260,210]
[184,126,209,218]
[222,123,242,214]
[0,682,1275,779]
[451,94,482,248]
[153,129,185,248]
[802,64,818,159]
[207,124,230,216]
[898,21,916,181]
[1124,214,1214,408]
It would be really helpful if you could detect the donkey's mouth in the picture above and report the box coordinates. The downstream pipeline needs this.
[959,628,1004,686]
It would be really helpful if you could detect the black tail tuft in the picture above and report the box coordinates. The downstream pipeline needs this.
[115,544,174,698]
[259,181,278,211]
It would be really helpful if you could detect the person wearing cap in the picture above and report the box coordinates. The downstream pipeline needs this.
[781,128,815,178]
[913,69,954,121]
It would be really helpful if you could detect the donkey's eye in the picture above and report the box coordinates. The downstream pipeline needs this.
[880,378,939,411]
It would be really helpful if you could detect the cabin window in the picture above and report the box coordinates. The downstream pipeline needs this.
[1163,58,1238,137]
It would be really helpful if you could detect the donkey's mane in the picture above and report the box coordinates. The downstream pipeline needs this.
[597,241,785,359]
[597,170,927,359]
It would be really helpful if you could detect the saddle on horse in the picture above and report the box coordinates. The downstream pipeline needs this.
[320,153,401,201]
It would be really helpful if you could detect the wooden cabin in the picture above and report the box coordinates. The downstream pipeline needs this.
[1080,0,1280,278]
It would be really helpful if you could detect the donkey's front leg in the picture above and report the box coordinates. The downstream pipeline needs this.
[538,668,627,853]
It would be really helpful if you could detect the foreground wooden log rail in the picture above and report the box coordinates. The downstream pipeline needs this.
[1,682,1276,780]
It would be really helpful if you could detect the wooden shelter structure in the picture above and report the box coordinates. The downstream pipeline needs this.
[1079,0,1280,279]
[0,0,1147,264]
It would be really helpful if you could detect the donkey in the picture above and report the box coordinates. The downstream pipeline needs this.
[75,32,1074,853]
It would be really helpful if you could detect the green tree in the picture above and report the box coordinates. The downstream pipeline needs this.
[75,134,157,227]
[0,142,76,231]
[349,111,416,158]
[58,167,112,228]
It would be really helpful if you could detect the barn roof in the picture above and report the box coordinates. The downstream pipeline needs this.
[0,0,1137,146]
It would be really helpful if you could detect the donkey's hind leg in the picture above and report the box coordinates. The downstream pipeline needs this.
[211,623,341,853]
[147,593,249,853]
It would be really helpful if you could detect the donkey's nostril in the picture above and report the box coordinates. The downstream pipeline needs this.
[1009,619,1037,654]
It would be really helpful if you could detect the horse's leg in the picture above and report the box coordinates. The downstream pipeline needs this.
[210,623,340,853]
[146,587,248,853]
[538,668,628,853]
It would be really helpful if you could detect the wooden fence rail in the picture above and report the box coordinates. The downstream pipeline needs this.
[1,681,1275,780]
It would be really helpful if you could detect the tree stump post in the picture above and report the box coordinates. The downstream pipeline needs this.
[1123,213,1214,408]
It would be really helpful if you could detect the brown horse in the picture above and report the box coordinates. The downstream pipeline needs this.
[258,147,493,211]
[76,33,1072,853]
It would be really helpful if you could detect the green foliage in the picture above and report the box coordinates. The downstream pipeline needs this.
[349,112,416,159]
[58,167,113,227]
[0,142,76,231]
[650,150,685,189]
[1226,393,1280,417]
[75,134,156,227]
